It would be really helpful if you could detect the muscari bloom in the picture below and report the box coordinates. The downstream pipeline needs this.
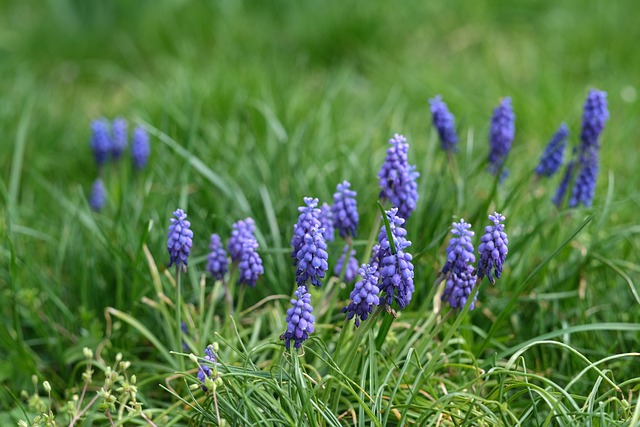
[206,233,228,281]
[91,119,112,167]
[488,97,515,178]
[569,90,609,207]
[291,197,321,265]
[237,239,264,287]
[111,117,128,160]
[89,178,106,212]
[377,208,414,309]
[535,123,569,177]
[319,202,335,242]
[282,285,315,350]
[167,209,194,272]
[181,321,189,351]
[334,246,359,283]
[131,126,150,170]
[296,227,329,288]
[477,212,508,284]
[429,95,459,152]
[343,264,380,327]
[441,219,475,276]
[332,181,359,239]
[228,218,256,263]
[378,134,420,220]
[197,344,218,391]
[441,219,477,310]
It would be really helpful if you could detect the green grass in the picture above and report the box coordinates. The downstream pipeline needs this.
[1,0,640,425]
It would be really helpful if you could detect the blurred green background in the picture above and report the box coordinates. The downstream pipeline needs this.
[1,0,639,415]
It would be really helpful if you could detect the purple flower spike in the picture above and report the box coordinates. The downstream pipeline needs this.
[197,344,217,391]
[111,117,128,160]
[131,126,150,170]
[535,123,569,177]
[441,219,475,276]
[319,203,335,242]
[378,134,420,220]
[488,97,515,178]
[296,227,329,288]
[89,178,106,212]
[237,239,264,287]
[332,181,359,238]
[343,264,380,327]
[291,197,321,265]
[477,212,508,284]
[228,218,256,263]
[167,209,194,273]
[580,89,609,150]
[569,90,609,207]
[377,208,414,309]
[91,119,112,166]
[282,286,315,350]
[442,265,478,310]
[206,234,228,281]
[429,95,458,152]
[334,246,359,283]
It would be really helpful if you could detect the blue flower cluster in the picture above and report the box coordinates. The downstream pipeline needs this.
[228,218,256,262]
[440,213,509,310]
[319,203,335,242]
[291,198,321,265]
[89,178,106,212]
[206,234,228,281]
[378,134,420,220]
[488,97,516,179]
[535,123,569,177]
[167,209,194,273]
[332,181,359,239]
[343,264,380,327]
[429,95,458,152]
[197,344,218,391]
[282,286,315,350]
[334,246,359,283]
[377,208,415,309]
[238,239,264,287]
[295,227,329,288]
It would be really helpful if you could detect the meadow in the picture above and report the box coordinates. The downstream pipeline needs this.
[1,0,640,425]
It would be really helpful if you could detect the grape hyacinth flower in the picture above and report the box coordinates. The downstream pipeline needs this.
[569,148,599,208]
[442,264,478,310]
[569,90,609,207]
[579,89,609,150]
[440,219,477,310]
[131,126,150,170]
[237,239,264,287]
[332,181,359,239]
[89,178,106,212]
[343,264,381,327]
[197,344,218,391]
[378,134,420,220]
[477,212,509,284]
[377,208,415,309]
[552,160,575,207]
[91,119,112,167]
[282,286,315,350]
[181,322,190,351]
[488,97,515,178]
[296,227,329,288]
[319,202,335,242]
[206,234,228,281]
[334,246,359,283]
[535,123,569,177]
[429,95,458,152]
[167,209,194,273]
[291,197,321,265]
[441,219,475,276]
[228,218,256,263]
[111,117,128,160]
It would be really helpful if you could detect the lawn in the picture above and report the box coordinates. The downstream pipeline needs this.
[1,0,639,425]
